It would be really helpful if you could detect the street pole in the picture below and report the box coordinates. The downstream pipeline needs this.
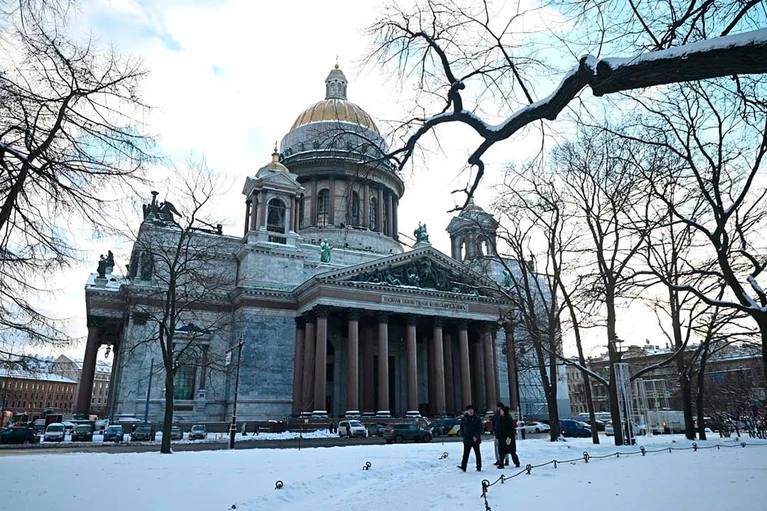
[227,337,244,449]
[144,358,154,423]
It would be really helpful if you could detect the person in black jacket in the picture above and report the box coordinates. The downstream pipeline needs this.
[459,404,483,472]
[496,406,520,468]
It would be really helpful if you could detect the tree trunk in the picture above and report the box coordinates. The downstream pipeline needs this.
[695,366,707,441]
[160,369,174,454]
[547,345,561,441]
[669,285,696,440]
[606,298,623,446]
[759,316,767,385]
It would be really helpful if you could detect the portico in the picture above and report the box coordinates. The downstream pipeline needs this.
[291,246,505,418]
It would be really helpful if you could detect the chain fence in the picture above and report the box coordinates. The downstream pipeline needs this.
[479,440,767,511]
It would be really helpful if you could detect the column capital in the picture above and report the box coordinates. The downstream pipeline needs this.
[246,198,252,205]
[433,317,443,328]
[294,316,305,328]
[458,319,469,330]
[347,309,361,321]
[314,307,331,319]
[406,314,418,326]
[377,312,389,323]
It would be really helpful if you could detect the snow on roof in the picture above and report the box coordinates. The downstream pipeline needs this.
[0,368,77,384]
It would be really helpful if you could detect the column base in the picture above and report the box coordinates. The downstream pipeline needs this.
[344,410,361,418]
[376,410,392,418]
[361,411,376,417]
[405,410,421,418]
[311,410,328,417]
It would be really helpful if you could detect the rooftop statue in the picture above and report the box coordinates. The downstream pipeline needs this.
[414,222,429,243]
[96,250,114,279]
[320,240,333,263]
[142,191,181,224]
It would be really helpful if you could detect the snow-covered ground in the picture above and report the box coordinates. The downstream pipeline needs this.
[1,435,765,510]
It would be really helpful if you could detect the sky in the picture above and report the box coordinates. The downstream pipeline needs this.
[35,0,667,363]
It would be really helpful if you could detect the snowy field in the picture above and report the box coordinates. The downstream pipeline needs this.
[1,435,765,511]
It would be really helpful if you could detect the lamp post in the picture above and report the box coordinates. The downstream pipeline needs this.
[143,358,154,423]
[226,337,244,449]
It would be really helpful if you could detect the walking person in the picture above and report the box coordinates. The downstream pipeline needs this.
[458,404,483,472]
[492,402,507,467]
[496,406,520,468]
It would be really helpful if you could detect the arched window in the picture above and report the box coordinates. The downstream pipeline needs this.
[351,191,360,226]
[316,189,329,226]
[267,198,286,234]
[369,196,378,231]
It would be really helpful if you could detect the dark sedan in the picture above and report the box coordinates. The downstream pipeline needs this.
[130,424,156,442]
[103,425,124,443]
[383,423,432,443]
[0,425,39,444]
[560,419,592,438]
[71,425,94,442]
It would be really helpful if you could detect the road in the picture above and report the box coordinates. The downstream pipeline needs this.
[0,431,557,456]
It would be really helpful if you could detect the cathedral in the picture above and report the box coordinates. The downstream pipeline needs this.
[78,66,567,422]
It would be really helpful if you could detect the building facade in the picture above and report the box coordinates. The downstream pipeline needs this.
[49,355,111,416]
[0,369,77,422]
[566,343,765,417]
[79,67,563,422]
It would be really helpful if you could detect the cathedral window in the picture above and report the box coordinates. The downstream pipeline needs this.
[351,191,360,226]
[383,198,390,236]
[317,189,330,226]
[173,364,196,401]
[369,196,378,231]
[267,198,287,234]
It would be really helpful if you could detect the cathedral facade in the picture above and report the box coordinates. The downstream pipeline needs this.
[79,67,564,422]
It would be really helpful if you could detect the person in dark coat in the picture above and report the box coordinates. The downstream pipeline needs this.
[496,406,520,468]
[459,404,483,472]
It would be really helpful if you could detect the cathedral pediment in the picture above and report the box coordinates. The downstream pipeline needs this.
[311,246,505,300]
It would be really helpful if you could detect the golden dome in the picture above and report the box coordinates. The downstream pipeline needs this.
[256,142,289,176]
[289,98,380,134]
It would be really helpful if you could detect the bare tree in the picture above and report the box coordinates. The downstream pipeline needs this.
[367,0,766,203]
[553,128,654,445]
[124,162,230,454]
[617,80,767,382]
[0,0,150,359]
[495,162,605,443]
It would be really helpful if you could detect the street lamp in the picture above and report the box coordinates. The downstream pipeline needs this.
[226,337,244,450]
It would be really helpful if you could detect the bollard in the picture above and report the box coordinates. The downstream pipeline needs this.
[275,480,284,490]
[693,442,697,452]
[640,446,646,456]
[525,464,532,475]
[741,442,746,448]
[553,460,558,469]
[616,452,620,458]
[499,475,506,484]
[439,452,449,460]
[363,461,372,470]
[583,451,590,463]
[481,479,490,496]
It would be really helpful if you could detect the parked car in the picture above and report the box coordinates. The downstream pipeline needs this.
[482,412,495,434]
[61,421,76,434]
[32,418,47,434]
[519,421,551,434]
[170,425,183,441]
[103,425,124,443]
[0,425,39,444]
[130,424,156,442]
[574,414,606,431]
[366,423,388,437]
[383,423,432,443]
[189,424,207,440]
[431,417,461,437]
[605,422,646,436]
[560,419,592,438]
[44,423,66,442]
[71,424,94,442]
[338,420,367,438]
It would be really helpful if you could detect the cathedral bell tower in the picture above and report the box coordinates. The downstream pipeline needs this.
[446,199,499,262]
[241,145,304,246]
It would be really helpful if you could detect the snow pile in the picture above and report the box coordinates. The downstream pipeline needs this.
[1,435,764,510]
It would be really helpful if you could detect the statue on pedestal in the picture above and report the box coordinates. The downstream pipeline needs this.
[320,240,333,263]
[414,222,429,244]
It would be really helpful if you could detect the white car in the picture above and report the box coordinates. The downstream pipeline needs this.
[338,420,367,438]
[519,421,551,434]
[605,422,646,436]
[44,422,66,442]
